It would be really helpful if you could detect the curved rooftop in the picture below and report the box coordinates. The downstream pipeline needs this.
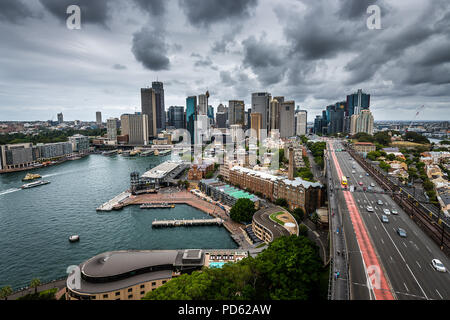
[253,206,292,240]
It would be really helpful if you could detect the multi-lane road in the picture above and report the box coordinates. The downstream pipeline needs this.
[327,139,450,300]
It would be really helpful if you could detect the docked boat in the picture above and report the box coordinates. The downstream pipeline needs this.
[157,149,171,156]
[102,150,118,156]
[121,151,131,157]
[140,150,154,157]
[22,173,42,181]
[21,180,50,189]
[69,235,80,242]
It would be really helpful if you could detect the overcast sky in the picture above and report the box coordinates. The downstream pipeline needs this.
[0,0,449,122]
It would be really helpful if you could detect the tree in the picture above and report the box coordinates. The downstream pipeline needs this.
[292,207,305,222]
[275,198,288,208]
[0,286,12,300]
[379,161,391,172]
[230,198,256,223]
[143,235,325,300]
[374,131,391,146]
[310,212,319,226]
[30,278,41,295]
[404,132,430,144]
[386,153,396,161]
[298,224,308,237]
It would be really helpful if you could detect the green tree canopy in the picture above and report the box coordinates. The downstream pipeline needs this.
[230,198,256,223]
[143,235,325,300]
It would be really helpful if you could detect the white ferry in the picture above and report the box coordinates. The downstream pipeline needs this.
[21,180,50,189]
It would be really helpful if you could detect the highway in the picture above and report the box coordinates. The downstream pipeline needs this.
[327,139,450,300]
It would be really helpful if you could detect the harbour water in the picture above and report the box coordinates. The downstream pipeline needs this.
[0,154,237,290]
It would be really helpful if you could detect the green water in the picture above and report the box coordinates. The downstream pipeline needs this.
[0,154,237,290]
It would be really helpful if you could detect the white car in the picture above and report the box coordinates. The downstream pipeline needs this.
[377,200,383,205]
[383,208,391,215]
[432,259,447,272]
[370,183,375,187]
[352,170,356,174]
[391,209,398,215]
[367,206,374,212]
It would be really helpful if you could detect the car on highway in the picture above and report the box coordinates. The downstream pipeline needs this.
[397,228,407,238]
[366,173,369,176]
[383,208,391,215]
[359,181,363,186]
[431,259,447,272]
[377,200,383,205]
[352,170,356,174]
[359,175,363,178]
[380,215,389,223]
[367,206,374,212]
[391,209,398,215]
[370,183,375,187]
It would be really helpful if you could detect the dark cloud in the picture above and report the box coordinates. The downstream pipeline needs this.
[242,35,287,85]
[0,0,35,23]
[131,26,170,71]
[39,0,111,26]
[337,0,383,20]
[132,0,166,17]
[211,26,240,53]
[178,0,258,28]
[220,71,237,87]
[112,64,127,70]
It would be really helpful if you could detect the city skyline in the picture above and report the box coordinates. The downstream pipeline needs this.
[1,0,449,122]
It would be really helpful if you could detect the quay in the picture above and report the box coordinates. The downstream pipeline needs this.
[140,203,175,209]
[96,191,131,211]
[152,217,224,228]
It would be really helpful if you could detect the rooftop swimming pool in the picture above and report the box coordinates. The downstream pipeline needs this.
[209,262,226,268]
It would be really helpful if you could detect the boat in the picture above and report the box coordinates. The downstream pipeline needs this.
[102,150,118,156]
[121,151,131,157]
[22,173,42,181]
[140,150,154,157]
[21,180,50,189]
[158,149,171,156]
[69,235,80,242]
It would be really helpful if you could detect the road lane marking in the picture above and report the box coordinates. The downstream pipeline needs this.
[426,245,432,252]
[416,261,421,269]
[380,238,384,244]
[404,283,409,292]
[403,242,407,248]
[406,264,429,300]
[436,289,443,299]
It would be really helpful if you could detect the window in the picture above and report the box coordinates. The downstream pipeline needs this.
[140,291,145,295]
[140,284,145,289]
[162,280,167,284]
[103,294,108,299]
[128,288,133,292]
[128,295,133,299]
[115,292,120,296]
[152,282,156,286]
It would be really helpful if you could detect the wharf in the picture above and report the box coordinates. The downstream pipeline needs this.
[96,191,131,211]
[152,217,224,228]
[140,203,175,209]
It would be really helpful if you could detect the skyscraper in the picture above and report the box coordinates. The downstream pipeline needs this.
[250,112,262,141]
[198,91,209,115]
[228,100,245,126]
[167,106,185,129]
[216,112,227,128]
[251,92,271,132]
[207,105,214,125]
[186,96,197,145]
[107,118,118,141]
[140,88,157,138]
[355,109,374,135]
[96,111,102,127]
[152,81,166,132]
[120,114,149,145]
[57,112,63,124]
[346,89,370,116]
[268,98,280,133]
[296,110,307,136]
[279,100,295,138]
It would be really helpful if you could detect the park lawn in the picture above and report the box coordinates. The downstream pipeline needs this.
[269,212,285,225]
[391,141,430,148]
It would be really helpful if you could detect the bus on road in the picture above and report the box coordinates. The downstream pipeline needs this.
[342,176,348,187]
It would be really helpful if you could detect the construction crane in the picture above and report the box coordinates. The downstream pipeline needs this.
[406,105,425,132]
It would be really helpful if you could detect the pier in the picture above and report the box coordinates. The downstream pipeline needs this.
[152,217,224,228]
[140,203,175,209]
[96,191,131,211]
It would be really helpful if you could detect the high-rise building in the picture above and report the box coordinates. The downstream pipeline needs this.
[217,103,226,113]
[107,118,118,141]
[349,114,359,136]
[186,96,197,145]
[96,111,102,127]
[251,92,271,132]
[250,112,262,141]
[198,91,209,115]
[207,105,214,125]
[140,88,157,138]
[268,98,280,133]
[246,110,251,130]
[328,103,345,134]
[346,89,370,116]
[228,100,245,126]
[355,109,374,135]
[167,106,185,129]
[120,113,149,145]
[216,112,227,128]
[57,113,64,124]
[279,101,295,138]
[296,110,307,136]
[152,81,166,132]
